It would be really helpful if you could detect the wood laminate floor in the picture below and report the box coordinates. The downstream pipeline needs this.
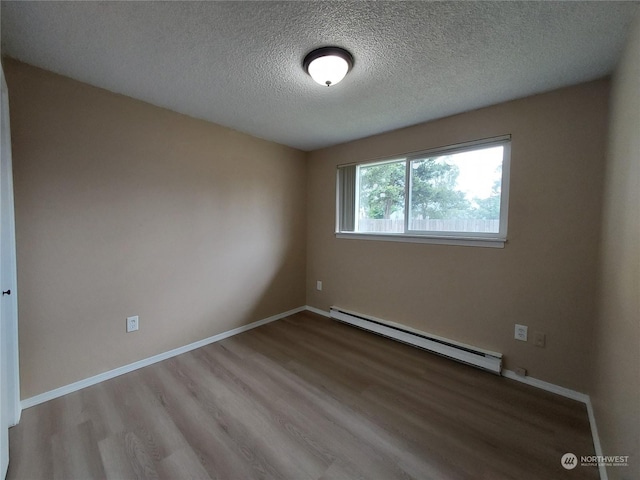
[8,311,598,480]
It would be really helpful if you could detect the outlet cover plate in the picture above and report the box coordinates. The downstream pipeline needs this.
[127,315,139,333]
[316,280,322,291]
[515,324,528,341]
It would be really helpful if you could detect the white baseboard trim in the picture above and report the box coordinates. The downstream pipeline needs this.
[304,305,330,317]
[21,306,306,410]
[585,397,608,480]
[502,369,589,403]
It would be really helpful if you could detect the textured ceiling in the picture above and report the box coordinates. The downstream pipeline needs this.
[1,1,638,151]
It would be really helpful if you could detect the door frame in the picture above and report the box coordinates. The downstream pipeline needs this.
[1,64,21,427]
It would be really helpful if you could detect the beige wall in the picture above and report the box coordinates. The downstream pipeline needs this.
[593,12,640,480]
[5,60,307,399]
[307,80,609,393]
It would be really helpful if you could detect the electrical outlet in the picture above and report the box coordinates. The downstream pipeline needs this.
[514,324,528,341]
[126,315,139,333]
[534,331,546,347]
[515,367,527,377]
[316,280,323,291]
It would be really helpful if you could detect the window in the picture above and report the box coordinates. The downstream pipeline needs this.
[337,136,511,247]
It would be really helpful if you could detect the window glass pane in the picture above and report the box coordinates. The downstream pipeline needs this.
[409,146,503,233]
[357,159,406,233]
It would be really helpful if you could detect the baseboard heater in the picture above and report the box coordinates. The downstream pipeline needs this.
[329,307,502,374]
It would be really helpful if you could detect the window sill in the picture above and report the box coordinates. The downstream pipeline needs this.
[335,232,506,248]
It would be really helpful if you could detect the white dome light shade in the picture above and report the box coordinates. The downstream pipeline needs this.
[303,47,354,87]
[307,55,349,86]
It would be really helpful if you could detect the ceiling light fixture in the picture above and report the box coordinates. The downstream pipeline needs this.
[303,47,354,87]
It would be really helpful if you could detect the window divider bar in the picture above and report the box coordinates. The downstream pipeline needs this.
[403,158,410,234]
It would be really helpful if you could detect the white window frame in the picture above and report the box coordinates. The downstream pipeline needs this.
[336,135,511,248]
